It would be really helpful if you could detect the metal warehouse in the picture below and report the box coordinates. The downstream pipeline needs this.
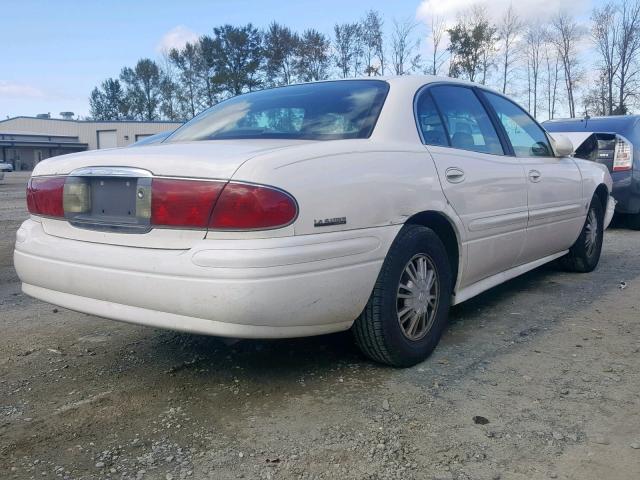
[0,117,182,170]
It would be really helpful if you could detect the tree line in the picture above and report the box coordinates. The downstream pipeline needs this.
[89,1,640,122]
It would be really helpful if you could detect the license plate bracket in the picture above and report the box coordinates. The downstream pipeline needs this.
[64,167,153,233]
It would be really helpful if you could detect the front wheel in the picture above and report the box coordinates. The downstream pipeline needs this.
[352,225,452,367]
[559,198,604,273]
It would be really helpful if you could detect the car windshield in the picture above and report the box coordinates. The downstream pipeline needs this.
[164,80,389,142]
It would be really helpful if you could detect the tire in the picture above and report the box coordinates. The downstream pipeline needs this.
[352,224,452,367]
[559,198,604,273]
[627,212,640,230]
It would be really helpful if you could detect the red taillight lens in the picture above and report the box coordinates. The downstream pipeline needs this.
[26,176,65,217]
[151,178,225,228]
[209,183,297,230]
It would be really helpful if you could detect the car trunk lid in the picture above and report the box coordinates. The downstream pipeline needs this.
[32,140,309,248]
[554,131,619,173]
[31,140,308,178]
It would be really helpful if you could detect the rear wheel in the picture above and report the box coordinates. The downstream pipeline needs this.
[353,225,452,367]
[559,198,604,273]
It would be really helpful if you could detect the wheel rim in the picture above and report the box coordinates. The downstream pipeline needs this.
[584,208,599,258]
[396,254,439,341]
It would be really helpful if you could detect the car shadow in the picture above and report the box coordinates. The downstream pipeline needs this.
[144,264,556,380]
[137,237,637,385]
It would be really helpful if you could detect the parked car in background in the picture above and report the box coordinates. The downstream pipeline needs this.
[544,116,640,229]
[0,162,14,172]
[15,77,614,367]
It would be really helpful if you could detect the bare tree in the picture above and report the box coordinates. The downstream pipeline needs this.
[334,23,364,78]
[543,43,562,119]
[525,23,544,118]
[615,0,640,113]
[428,15,447,75]
[550,12,584,117]
[583,70,610,116]
[475,7,499,85]
[592,3,620,114]
[391,18,421,75]
[361,10,385,76]
[498,5,523,94]
[158,53,183,121]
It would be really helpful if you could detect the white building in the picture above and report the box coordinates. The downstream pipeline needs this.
[0,116,182,170]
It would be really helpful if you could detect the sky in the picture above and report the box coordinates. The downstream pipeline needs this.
[0,0,604,119]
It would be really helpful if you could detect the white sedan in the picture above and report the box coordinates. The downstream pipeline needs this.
[14,76,615,367]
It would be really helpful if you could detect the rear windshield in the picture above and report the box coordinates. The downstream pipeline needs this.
[165,80,389,142]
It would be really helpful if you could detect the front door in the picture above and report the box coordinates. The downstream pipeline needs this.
[482,91,584,263]
[417,85,528,288]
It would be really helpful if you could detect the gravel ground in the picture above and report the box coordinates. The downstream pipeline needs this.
[1,170,639,480]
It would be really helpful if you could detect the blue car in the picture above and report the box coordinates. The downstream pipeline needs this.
[544,116,640,229]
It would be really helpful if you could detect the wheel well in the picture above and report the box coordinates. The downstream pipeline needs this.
[594,184,608,213]
[405,211,460,289]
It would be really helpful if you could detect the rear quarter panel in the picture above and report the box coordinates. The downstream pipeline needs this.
[227,140,459,237]
[573,158,612,205]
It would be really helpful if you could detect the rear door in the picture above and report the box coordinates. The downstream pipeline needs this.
[481,91,584,263]
[416,84,528,288]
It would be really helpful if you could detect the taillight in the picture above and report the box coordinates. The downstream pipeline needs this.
[151,178,225,228]
[613,135,633,171]
[209,182,298,230]
[26,174,297,231]
[26,176,65,217]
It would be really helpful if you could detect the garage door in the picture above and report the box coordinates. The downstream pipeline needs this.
[97,130,117,149]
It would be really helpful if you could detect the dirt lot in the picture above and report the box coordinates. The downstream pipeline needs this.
[1,170,639,480]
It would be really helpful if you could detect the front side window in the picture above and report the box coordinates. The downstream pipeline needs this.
[484,92,552,157]
[430,85,504,155]
[165,80,389,142]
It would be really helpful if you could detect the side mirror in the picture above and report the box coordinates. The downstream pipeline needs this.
[549,133,574,157]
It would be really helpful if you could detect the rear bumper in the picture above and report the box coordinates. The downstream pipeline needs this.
[611,170,640,214]
[14,219,399,338]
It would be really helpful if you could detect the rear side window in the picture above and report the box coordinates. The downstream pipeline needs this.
[484,92,552,157]
[430,85,504,155]
[415,92,448,147]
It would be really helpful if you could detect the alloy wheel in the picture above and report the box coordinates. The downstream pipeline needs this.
[396,254,439,341]
[584,208,599,258]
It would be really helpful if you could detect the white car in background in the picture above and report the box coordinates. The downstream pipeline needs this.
[14,77,614,366]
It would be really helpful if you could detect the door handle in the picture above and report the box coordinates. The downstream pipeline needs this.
[528,169,542,182]
[445,167,465,183]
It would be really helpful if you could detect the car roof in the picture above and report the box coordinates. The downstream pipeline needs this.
[544,115,640,135]
[290,75,499,94]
